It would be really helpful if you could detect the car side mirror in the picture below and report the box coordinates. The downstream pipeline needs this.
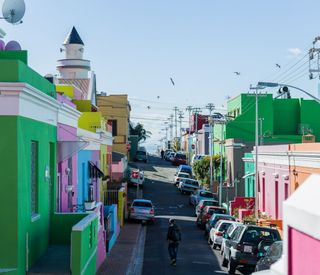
[223,233,230,239]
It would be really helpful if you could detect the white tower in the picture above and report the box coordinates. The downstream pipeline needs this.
[57,27,91,79]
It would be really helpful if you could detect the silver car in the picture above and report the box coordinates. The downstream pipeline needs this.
[128,199,155,223]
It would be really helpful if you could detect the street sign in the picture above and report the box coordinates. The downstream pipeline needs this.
[191,144,195,149]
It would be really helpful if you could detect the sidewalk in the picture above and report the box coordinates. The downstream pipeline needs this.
[97,223,142,275]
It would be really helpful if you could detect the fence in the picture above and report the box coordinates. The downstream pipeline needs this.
[104,190,119,206]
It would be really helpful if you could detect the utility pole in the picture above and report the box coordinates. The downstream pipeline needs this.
[192,107,202,155]
[186,105,193,164]
[178,110,184,150]
[309,36,320,81]
[206,103,215,193]
[173,106,179,138]
[249,84,266,219]
[169,114,174,141]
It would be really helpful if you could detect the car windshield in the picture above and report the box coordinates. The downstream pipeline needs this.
[133,201,152,208]
[211,216,235,225]
[204,201,219,207]
[136,151,146,156]
[200,191,214,198]
[181,168,191,174]
[218,222,232,232]
[209,208,226,215]
[178,173,189,178]
[241,228,281,244]
[185,179,199,186]
[176,154,186,159]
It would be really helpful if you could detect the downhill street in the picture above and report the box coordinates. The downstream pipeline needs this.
[131,156,232,275]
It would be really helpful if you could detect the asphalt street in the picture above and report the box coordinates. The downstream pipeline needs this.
[131,156,237,275]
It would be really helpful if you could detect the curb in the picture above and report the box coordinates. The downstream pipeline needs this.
[126,224,146,275]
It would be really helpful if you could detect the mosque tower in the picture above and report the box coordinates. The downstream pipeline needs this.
[57,26,91,79]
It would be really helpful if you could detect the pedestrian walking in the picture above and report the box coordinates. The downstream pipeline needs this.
[161,149,164,159]
[167,218,181,266]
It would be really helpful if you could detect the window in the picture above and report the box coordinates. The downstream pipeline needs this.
[31,141,38,216]
[284,183,289,200]
[262,177,266,211]
[231,226,243,240]
[275,181,279,219]
[109,120,117,136]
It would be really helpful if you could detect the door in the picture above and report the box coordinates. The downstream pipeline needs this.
[275,181,278,219]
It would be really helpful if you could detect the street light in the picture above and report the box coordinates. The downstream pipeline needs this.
[257,82,320,102]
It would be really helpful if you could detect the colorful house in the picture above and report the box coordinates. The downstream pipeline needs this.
[216,93,320,203]
[97,94,131,156]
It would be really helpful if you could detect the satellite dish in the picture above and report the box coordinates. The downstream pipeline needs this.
[5,40,21,51]
[2,0,25,24]
[0,40,5,50]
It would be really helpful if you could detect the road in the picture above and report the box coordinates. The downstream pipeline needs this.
[130,155,238,275]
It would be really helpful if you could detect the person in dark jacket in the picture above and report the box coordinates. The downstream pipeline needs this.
[167,218,181,265]
[161,149,165,159]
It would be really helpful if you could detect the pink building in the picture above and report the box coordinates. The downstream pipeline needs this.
[56,92,82,212]
[256,145,290,220]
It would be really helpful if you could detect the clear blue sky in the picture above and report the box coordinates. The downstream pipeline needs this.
[2,0,320,151]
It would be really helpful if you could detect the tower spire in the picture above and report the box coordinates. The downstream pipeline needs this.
[63,26,84,45]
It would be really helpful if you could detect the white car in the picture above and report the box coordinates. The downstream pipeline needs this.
[178,178,199,194]
[219,221,242,255]
[173,172,190,185]
[195,199,219,217]
[209,220,241,250]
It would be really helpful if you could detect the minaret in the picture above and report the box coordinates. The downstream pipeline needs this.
[57,27,91,79]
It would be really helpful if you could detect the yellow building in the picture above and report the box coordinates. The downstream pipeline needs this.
[97,94,131,156]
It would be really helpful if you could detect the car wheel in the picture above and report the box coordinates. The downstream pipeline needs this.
[221,252,228,267]
[208,236,213,245]
[227,258,237,274]
[220,247,224,255]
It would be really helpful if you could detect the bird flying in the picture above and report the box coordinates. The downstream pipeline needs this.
[276,63,281,68]
[234,72,240,75]
[147,106,151,110]
[170,77,175,86]
[157,96,160,99]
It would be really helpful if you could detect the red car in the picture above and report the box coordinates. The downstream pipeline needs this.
[196,206,227,229]
[172,153,187,166]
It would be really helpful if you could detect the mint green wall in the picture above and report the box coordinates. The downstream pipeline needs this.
[0,116,57,275]
[0,59,56,98]
[50,213,87,245]
[0,117,18,272]
[71,215,98,275]
[300,99,320,141]
[244,153,255,197]
[0,51,28,64]
[273,99,300,135]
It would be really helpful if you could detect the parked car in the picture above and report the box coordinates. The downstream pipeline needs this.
[164,151,173,160]
[222,224,282,274]
[128,165,144,188]
[173,172,190,186]
[255,241,283,272]
[209,220,234,249]
[172,153,187,166]
[191,154,206,165]
[190,190,218,207]
[178,178,200,194]
[176,165,192,176]
[167,152,175,161]
[135,149,148,163]
[195,199,219,217]
[205,213,236,236]
[128,199,155,223]
[197,206,227,229]
[220,222,243,256]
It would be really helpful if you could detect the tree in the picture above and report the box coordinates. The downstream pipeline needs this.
[130,123,151,143]
[171,137,181,152]
[193,154,222,188]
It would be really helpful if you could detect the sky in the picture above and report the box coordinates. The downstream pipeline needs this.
[2,0,320,152]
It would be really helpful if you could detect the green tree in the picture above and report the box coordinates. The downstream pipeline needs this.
[130,123,151,143]
[193,154,221,188]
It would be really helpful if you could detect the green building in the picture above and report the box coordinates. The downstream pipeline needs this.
[213,93,320,203]
[0,51,98,275]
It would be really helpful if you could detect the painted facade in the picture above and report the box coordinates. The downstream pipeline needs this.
[0,53,58,274]
[215,93,320,204]
[97,94,131,156]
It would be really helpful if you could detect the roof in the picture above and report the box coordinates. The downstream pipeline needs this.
[64,26,84,45]
[179,165,192,169]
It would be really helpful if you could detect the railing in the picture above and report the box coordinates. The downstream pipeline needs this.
[104,190,119,206]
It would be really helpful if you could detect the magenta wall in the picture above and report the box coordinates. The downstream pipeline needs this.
[57,93,76,108]
[289,227,320,275]
[57,123,78,212]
